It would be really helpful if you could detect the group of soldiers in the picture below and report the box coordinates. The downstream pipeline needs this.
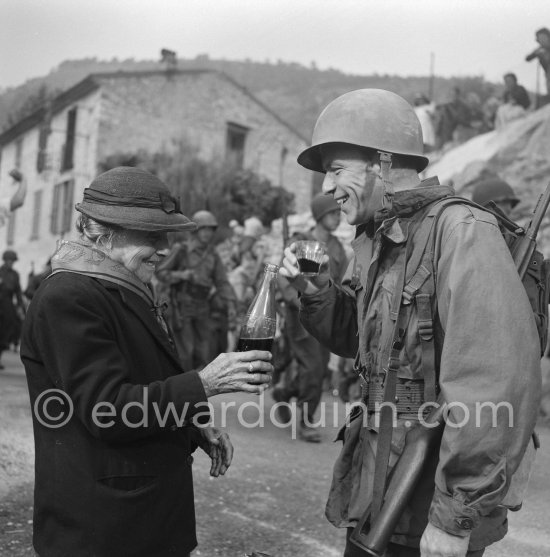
[151,196,360,445]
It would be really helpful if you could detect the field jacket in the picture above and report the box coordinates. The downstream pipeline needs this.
[299,181,541,549]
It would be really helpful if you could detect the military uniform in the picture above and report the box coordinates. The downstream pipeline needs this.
[0,261,23,359]
[299,184,541,551]
[157,239,236,369]
[276,229,348,435]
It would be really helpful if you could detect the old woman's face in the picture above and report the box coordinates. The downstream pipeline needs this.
[110,229,169,283]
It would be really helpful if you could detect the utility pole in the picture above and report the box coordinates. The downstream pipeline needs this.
[429,52,435,100]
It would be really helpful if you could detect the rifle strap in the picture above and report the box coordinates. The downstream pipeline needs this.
[371,234,413,520]
[370,208,440,521]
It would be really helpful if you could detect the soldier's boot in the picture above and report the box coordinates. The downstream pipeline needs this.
[298,423,322,443]
[271,386,292,425]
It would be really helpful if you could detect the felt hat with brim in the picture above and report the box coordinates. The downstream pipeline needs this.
[75,166,196,232]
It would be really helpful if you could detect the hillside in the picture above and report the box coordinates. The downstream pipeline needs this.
[0,55,502,137]
[428,103,550,254]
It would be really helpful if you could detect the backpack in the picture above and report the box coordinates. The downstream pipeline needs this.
[400,195,547,510]
[406,196,550,359]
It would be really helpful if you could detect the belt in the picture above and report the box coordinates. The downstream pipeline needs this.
[362,376,425,416]
[184,283,211,299]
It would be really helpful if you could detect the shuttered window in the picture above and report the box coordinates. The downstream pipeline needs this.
[50,180,74,236]
[31,190,43,240]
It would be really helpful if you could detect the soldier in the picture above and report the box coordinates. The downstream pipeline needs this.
[273,195,348,442]
[471,177,520,218]
[0,250,24,368]
[281,89,540,556]
[156,210,236,369]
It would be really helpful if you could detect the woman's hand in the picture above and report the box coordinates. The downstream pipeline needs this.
[199,350,273,397]
[198,426,233,477]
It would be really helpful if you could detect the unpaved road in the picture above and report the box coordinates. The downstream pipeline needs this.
[1,350,549,556]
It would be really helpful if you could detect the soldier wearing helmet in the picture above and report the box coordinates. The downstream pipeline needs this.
[282,89,540,556]
[157,209,236,370]
[0,249,24,369]
[471,177,520,218]
[273,194,349,442]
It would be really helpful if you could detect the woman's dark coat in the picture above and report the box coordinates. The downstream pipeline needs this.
[21,272,208,557]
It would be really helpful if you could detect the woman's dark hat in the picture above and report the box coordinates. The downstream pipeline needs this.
[75,166,196,231]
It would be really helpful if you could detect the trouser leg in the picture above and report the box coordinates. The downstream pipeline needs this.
[290,334,324,424]
[344,528,485,557]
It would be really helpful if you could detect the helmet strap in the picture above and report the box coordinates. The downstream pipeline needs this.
[378,151,394,212]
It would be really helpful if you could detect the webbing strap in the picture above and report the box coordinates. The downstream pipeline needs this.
[371,242,410,520]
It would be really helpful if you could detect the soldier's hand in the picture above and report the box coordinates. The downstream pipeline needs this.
[280,243,330,293]
[420,522,470,557]
[199,351,273,397]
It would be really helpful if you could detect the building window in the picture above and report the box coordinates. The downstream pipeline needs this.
[61,107,77,172]
[6,212,16,246]
[31,190,43,240]
[50,180,74,236]
[225,122,248,169]
[15,138,23,169]
[36,124,50,173]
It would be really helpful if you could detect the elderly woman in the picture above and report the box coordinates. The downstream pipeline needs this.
[21,167,273,557]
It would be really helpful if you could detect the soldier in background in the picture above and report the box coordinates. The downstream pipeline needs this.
[273,195,348,442]
[156,210,236,369]
[0,250,24,369]
[471,177,520,218]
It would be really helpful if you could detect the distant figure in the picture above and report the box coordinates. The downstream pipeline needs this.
[525,27,550,99]
[413,94,436,152]
[434,87,472,149]
[482,87,502,130]
[0,170,27,227]
[0,250,24,368]
[503,73,531,109]
[24,258,53,301]
[495,73,530,129]
[471,177,520,218]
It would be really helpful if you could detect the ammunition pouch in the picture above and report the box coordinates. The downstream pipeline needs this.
[362,376,425,417]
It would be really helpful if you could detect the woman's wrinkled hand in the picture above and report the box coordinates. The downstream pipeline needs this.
[199,350,273,397]
[198,426,233,477]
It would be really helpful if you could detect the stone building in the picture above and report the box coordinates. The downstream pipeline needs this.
[0,68,311,279]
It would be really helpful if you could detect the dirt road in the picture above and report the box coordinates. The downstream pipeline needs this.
[1,351,549,556]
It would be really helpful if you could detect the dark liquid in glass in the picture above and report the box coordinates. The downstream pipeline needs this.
[237,337,274,352]
[297,258,321,274]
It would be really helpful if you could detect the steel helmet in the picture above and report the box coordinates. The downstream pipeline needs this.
[2,249,18,262]
[192,210,218,229]
[311,193,340,221]
[297,89,429,173]
[471,178,520,208]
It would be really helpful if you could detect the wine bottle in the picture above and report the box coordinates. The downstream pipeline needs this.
[236,263,279,352]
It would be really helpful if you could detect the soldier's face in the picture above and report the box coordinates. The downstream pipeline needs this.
[320,144,376,226]
[320,210,341,232]
[110,229,169,283]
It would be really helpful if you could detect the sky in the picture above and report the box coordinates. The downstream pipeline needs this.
[1,0,549,93]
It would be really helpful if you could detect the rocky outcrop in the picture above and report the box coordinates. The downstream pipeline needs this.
[426,104,550,255]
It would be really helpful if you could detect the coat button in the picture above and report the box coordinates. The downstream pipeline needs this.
[456,517,474,530]
[187,455,194,465]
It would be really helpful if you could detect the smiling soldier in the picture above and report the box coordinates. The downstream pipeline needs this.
[281,89,540,557]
